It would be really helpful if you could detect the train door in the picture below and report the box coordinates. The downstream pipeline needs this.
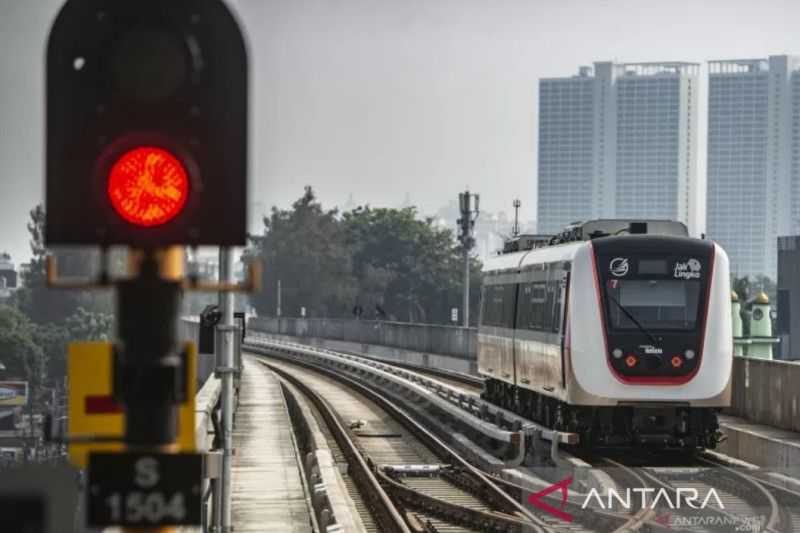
[510,280,520,385]
[477,278,516,383]
[559,267,571,389]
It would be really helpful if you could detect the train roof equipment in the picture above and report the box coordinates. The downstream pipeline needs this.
[501,219,688,255]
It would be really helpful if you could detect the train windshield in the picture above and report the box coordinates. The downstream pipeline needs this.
[605,278,701,331]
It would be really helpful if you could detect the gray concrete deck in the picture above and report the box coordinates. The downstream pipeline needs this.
[719,414,800,469]
[231,358,312,532]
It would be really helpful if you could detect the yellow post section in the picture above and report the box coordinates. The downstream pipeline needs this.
[67,341,198,469]
[127,246,185,280]
[68,342,123,467]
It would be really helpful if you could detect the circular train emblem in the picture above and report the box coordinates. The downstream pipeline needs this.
[609,257,629,277]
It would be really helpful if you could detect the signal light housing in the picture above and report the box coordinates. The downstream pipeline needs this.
[45,0,248,247]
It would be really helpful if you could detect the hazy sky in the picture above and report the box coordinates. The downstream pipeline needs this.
[2,0,800,263]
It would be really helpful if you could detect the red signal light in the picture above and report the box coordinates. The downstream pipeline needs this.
[671,356,683,368]
[107,146,189,227]
[625,355,638,368]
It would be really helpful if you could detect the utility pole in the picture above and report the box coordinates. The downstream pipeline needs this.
[217,248,235,532]
[457,190,480,328]
[512,198,521,237]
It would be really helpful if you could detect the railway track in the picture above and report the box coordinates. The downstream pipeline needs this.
[590,451,800,533]
[245,340,633,532]
[257,356,544,532]
[244,336,800,532]
[245,332,484,394]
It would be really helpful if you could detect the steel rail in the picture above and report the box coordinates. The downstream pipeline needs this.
[600,455,781,532]
[696,453,800,533]
[245,337,578,447]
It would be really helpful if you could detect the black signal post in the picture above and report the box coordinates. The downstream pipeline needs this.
[115,254,184,446]
[45,1,248,531]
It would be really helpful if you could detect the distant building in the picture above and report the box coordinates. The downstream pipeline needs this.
[0,253,17,301]
[777,236,800,360]
[537,61,700,235]
[17,263,31,288]
[707,56,800,279]
[191,254,219,281]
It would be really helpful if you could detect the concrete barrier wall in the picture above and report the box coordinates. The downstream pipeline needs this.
[257,331,478,375]
[729,356,800,433]
[249,317,477,360]
[194,375,221,451]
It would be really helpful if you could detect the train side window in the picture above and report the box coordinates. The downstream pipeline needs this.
[534,283,548,329]
[503,284,517,328]
[516,284,530,329]
[488,285,500,326]
[485,284,509,327]
[479,287,488,326]
[517,282,546,330]
[513,261,570,333]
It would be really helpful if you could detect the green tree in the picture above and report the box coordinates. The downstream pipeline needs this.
[732,276,751,305]
[8,205,116,392]
[342,206,481,323]
[249,187,356,317]
[30,322,70,388]
[0,305,48,392]
[14,204,115,323]
[64,307,114,341]
[248,189,482,325]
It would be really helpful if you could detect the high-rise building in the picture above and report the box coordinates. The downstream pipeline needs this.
[537,61,699,235]
[707,56,800,279]
[537,66,596,235]
[0,252,18,301]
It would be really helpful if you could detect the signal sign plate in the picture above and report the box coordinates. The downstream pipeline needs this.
[68,342,198,468]
[87,452,202,527]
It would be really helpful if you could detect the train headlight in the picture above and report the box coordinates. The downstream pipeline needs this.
[612,348,623,359]
[684,349,695,360]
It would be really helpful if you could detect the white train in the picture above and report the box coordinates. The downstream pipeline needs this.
[478,220,732,448]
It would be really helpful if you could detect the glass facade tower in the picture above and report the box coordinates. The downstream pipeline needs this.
[537,62,699,236]
[707,56,800,278]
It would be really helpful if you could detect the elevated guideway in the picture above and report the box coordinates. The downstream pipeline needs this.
[249,317,800,469]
